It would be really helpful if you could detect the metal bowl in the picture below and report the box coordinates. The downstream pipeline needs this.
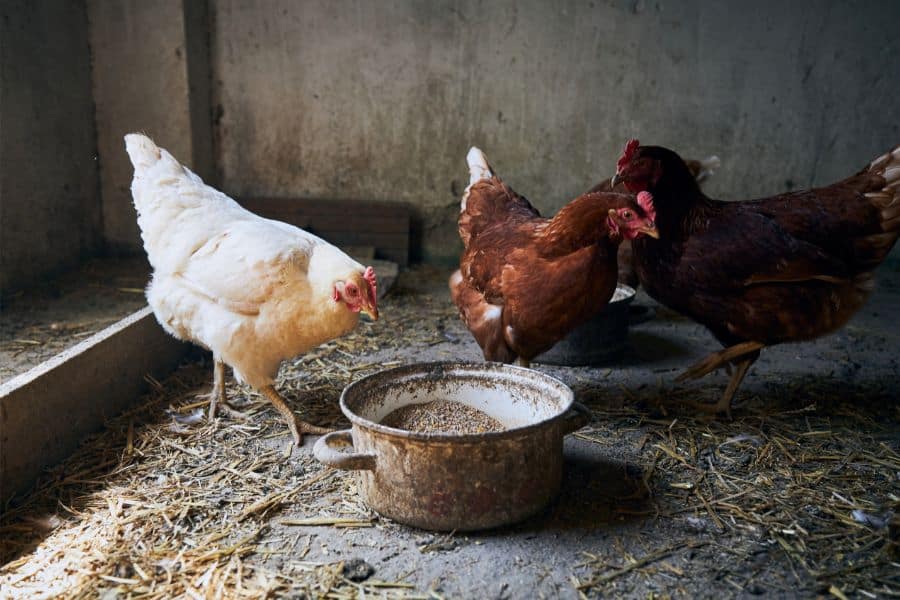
[313,362,589,531]
[536,284,636,366]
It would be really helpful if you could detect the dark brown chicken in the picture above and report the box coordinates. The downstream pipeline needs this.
[612,139,900,415]
[450,147,659,366]
[589,154,720,288]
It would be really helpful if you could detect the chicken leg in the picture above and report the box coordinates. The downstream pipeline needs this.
[676,341,765,382]
[206,359,251,421]
[261,385,333,446]
[515,357,531,368]
[676,342,764,417]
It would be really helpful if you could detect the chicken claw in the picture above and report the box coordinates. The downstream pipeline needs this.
[261,385,333,446]
[680,357,755,419]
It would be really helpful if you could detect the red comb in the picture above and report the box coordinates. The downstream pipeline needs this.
[616,139,640,172]
[364,266,377,294]
[636,191,656,222]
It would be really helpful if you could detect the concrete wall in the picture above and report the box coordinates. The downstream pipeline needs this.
[0,0,102,293]
[87,0,214,255]
[2,1,898,272]
[209,0,900,264]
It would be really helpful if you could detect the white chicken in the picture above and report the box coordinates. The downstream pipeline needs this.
[124,134,378,445]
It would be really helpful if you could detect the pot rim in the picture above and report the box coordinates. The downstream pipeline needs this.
[339,361,575,442]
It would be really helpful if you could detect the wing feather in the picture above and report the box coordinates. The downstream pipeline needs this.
[177,218,316,310]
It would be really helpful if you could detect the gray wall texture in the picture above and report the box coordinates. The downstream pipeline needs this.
[209,0,900,263]
[1,0,102,293]
[87,0,214,254]
[2,0,899,285]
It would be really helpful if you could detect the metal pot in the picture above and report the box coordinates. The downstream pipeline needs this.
[536,284,637,366]
[313,362,589,531]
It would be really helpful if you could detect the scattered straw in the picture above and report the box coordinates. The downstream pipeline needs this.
[0,270,455,598]
[1,267,897,598]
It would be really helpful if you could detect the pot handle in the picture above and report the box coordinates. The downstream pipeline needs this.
[313,430,377,471]
[560,401,591,435]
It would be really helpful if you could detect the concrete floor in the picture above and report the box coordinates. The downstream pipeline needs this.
[2,262,898,597]
[268,264,900,598]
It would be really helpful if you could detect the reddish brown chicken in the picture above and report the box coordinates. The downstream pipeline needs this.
[450,147,659,367]
[612,139,900,415]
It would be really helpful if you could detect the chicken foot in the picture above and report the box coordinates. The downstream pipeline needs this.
[682,356,756,419]
[261,385,333,446]
[206,359,252,421]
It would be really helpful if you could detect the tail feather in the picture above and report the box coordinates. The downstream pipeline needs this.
[867,145,900,235]
[695,155,721,182]
[124,133,238,271]
[125,133,207,212]
[461,146,494,212]
[467,147,493,184]
[124,133,162,171]
[669,154,723,185]
[685,154,721,183]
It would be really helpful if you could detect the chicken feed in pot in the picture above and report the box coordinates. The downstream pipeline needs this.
[380,399,506,434]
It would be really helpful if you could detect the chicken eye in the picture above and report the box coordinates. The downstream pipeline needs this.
[622,210,633,219]
[346,284,359,298]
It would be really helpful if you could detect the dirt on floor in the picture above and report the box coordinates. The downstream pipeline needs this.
[1,264,898,598]
[0,256,151,383]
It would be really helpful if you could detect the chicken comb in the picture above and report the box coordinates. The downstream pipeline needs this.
[636,191,656,222]
[364,266,377,295]
[617,139,640,172]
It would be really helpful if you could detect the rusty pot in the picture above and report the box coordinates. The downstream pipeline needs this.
[313,362,589,531]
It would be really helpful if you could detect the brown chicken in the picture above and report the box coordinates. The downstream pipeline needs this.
[589,154,720,288]
[450,147,659,367]
[612,139,900,415]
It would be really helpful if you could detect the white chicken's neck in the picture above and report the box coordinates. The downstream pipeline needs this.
[307,244,363,296]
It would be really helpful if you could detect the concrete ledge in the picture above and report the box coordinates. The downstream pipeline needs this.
[0,307,190,507]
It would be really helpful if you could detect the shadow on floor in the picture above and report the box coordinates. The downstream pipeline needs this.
[618,329,696,367]
[502,438,651,535]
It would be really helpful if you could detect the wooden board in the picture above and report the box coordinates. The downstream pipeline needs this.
[0,307,190,506]
[241,198,411,267]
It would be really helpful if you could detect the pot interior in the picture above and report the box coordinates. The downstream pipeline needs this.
[342,362,574,432]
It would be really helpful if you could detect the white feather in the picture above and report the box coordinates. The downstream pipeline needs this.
[125,133,366,388]
[483,304,502,321]
[461,146,494,212]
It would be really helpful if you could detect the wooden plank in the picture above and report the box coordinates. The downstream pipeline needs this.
[307,230,408,245]
[240,197,411,267]
[309,233,408,265]
[0,307,190,506]
[285,216,409,233]
[243,197,410,217]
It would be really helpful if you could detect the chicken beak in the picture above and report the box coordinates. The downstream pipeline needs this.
[640,223,660,239]
[362,303,379,321]
[610,172,623,188]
